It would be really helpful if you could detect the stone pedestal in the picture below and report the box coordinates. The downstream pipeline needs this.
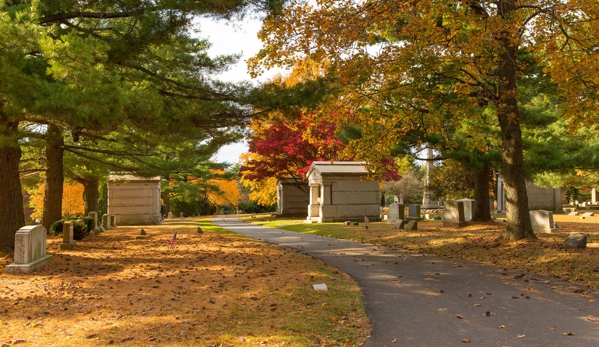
[6,225,53,273]
[59,221,76,250]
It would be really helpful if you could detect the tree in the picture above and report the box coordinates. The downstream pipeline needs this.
[0,0,280,254]
[250,0,599,240]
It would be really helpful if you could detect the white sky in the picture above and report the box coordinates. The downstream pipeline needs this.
[198,17,285,165]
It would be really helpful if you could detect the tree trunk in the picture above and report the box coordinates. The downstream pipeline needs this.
[82,178,100,215]
[496,0,535,240]
[0,121,25,255]
[471,162,492,222]
[42,124,64,231]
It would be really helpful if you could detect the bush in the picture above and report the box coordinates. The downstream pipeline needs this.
[49,218,90,241]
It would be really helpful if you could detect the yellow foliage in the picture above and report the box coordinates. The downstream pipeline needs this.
[29,181,85,220]
[242,176,278,206]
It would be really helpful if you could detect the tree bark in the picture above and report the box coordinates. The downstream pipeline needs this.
[0,121,25,255]
[42,124,65,231]
[496,0,535,240]
[82,178,100,215]
[471,162,492,222]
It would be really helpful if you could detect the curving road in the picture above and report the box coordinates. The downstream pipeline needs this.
[212,216,599,347]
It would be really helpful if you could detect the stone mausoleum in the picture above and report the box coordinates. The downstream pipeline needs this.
[108,174,161,225]
[276,178,309,217]
[305,161,380,223]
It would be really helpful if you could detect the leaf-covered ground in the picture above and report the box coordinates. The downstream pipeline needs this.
[0,218,369,347]
[249,213,599,290]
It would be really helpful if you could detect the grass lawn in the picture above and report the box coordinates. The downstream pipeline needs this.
[0,218,370,347]
[241,213,599,290]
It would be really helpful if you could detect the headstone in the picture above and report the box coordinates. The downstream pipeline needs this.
[88,211,98,229]
[529,210,558,233]
[398,194,404,205]
[582,212,595,217]
[408,204,421,220]
[592,188,598,205]
[167,212,173,219]
[110,215,117,227]
[180,212,184,219]
[443,200,468,227]
[393,195,399,203]
[568,211,579,216]
[406,220,418,230]
[564,233,587,249]
[5,225,53,274]
[388,203,405,221]
[102,214,112,230]
[457,198,476,221]
[344,221,352,226]
[59,221,76,250]
[393,220,407,229]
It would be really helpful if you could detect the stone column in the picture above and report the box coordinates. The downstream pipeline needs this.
[422,147,433,207]
[495,175,506,213]
[592,188,597,205]
[306,184,321,220]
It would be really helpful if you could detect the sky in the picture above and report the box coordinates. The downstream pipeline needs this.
[198,17,284,165]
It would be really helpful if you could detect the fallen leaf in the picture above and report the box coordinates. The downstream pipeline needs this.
[562,332,574,336]
[462,338,471,343]
[456,314,464,319]
[500,325,506,329]
[474,304,481,307]
[392,338,397,343]
[550,326,557,331]
[587,316,596,322]
[517,334,525,338]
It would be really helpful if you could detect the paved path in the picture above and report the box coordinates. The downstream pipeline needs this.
[212,216,599,346]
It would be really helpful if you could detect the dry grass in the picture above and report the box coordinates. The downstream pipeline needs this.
[247,213,599,290]
[0,218,369,347]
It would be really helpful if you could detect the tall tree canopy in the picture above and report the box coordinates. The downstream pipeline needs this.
[250,0,599,240]
[0,0,283,254]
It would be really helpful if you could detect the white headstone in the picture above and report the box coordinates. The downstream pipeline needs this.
[529,210,557,233]
[443,200,467,227]
[5,225,53,274]
[88,211,98,229]
[167,212,173,219]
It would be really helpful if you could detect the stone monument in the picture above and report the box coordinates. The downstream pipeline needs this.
[5,225,53,274]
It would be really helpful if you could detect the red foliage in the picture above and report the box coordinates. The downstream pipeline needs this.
[241,113,346,181]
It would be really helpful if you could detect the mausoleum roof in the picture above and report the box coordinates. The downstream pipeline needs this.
[306,161,369,177]
[108,174,161,182]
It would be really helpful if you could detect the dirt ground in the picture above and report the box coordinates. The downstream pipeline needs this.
[0,219,369,347]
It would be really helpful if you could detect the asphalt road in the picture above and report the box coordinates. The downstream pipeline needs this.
[212,216,599,347]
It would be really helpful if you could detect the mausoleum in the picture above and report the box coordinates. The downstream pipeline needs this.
[305,161,380,223]
[108,174,161,225]
[276,178,309,217]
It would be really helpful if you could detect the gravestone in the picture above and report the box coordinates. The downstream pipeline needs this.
[388,203,405,221]
[59,221,76,250]
[88,211,98,229]
[568,211,579,216]
[582,212,595,217]
[5,225,53,274]
[393,220,407,229]
[444,200,468,227]
[110,215,117,227]
[457,198,476,221]
[167,212,173,219]
[564,233,587,249]
[406,220,418,230]
[102,214,112,230]
[407,204,421,220]
[398,194,404,205]
[529,210,558,233]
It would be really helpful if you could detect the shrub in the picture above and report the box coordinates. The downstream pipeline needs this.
[48,218,90,241]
